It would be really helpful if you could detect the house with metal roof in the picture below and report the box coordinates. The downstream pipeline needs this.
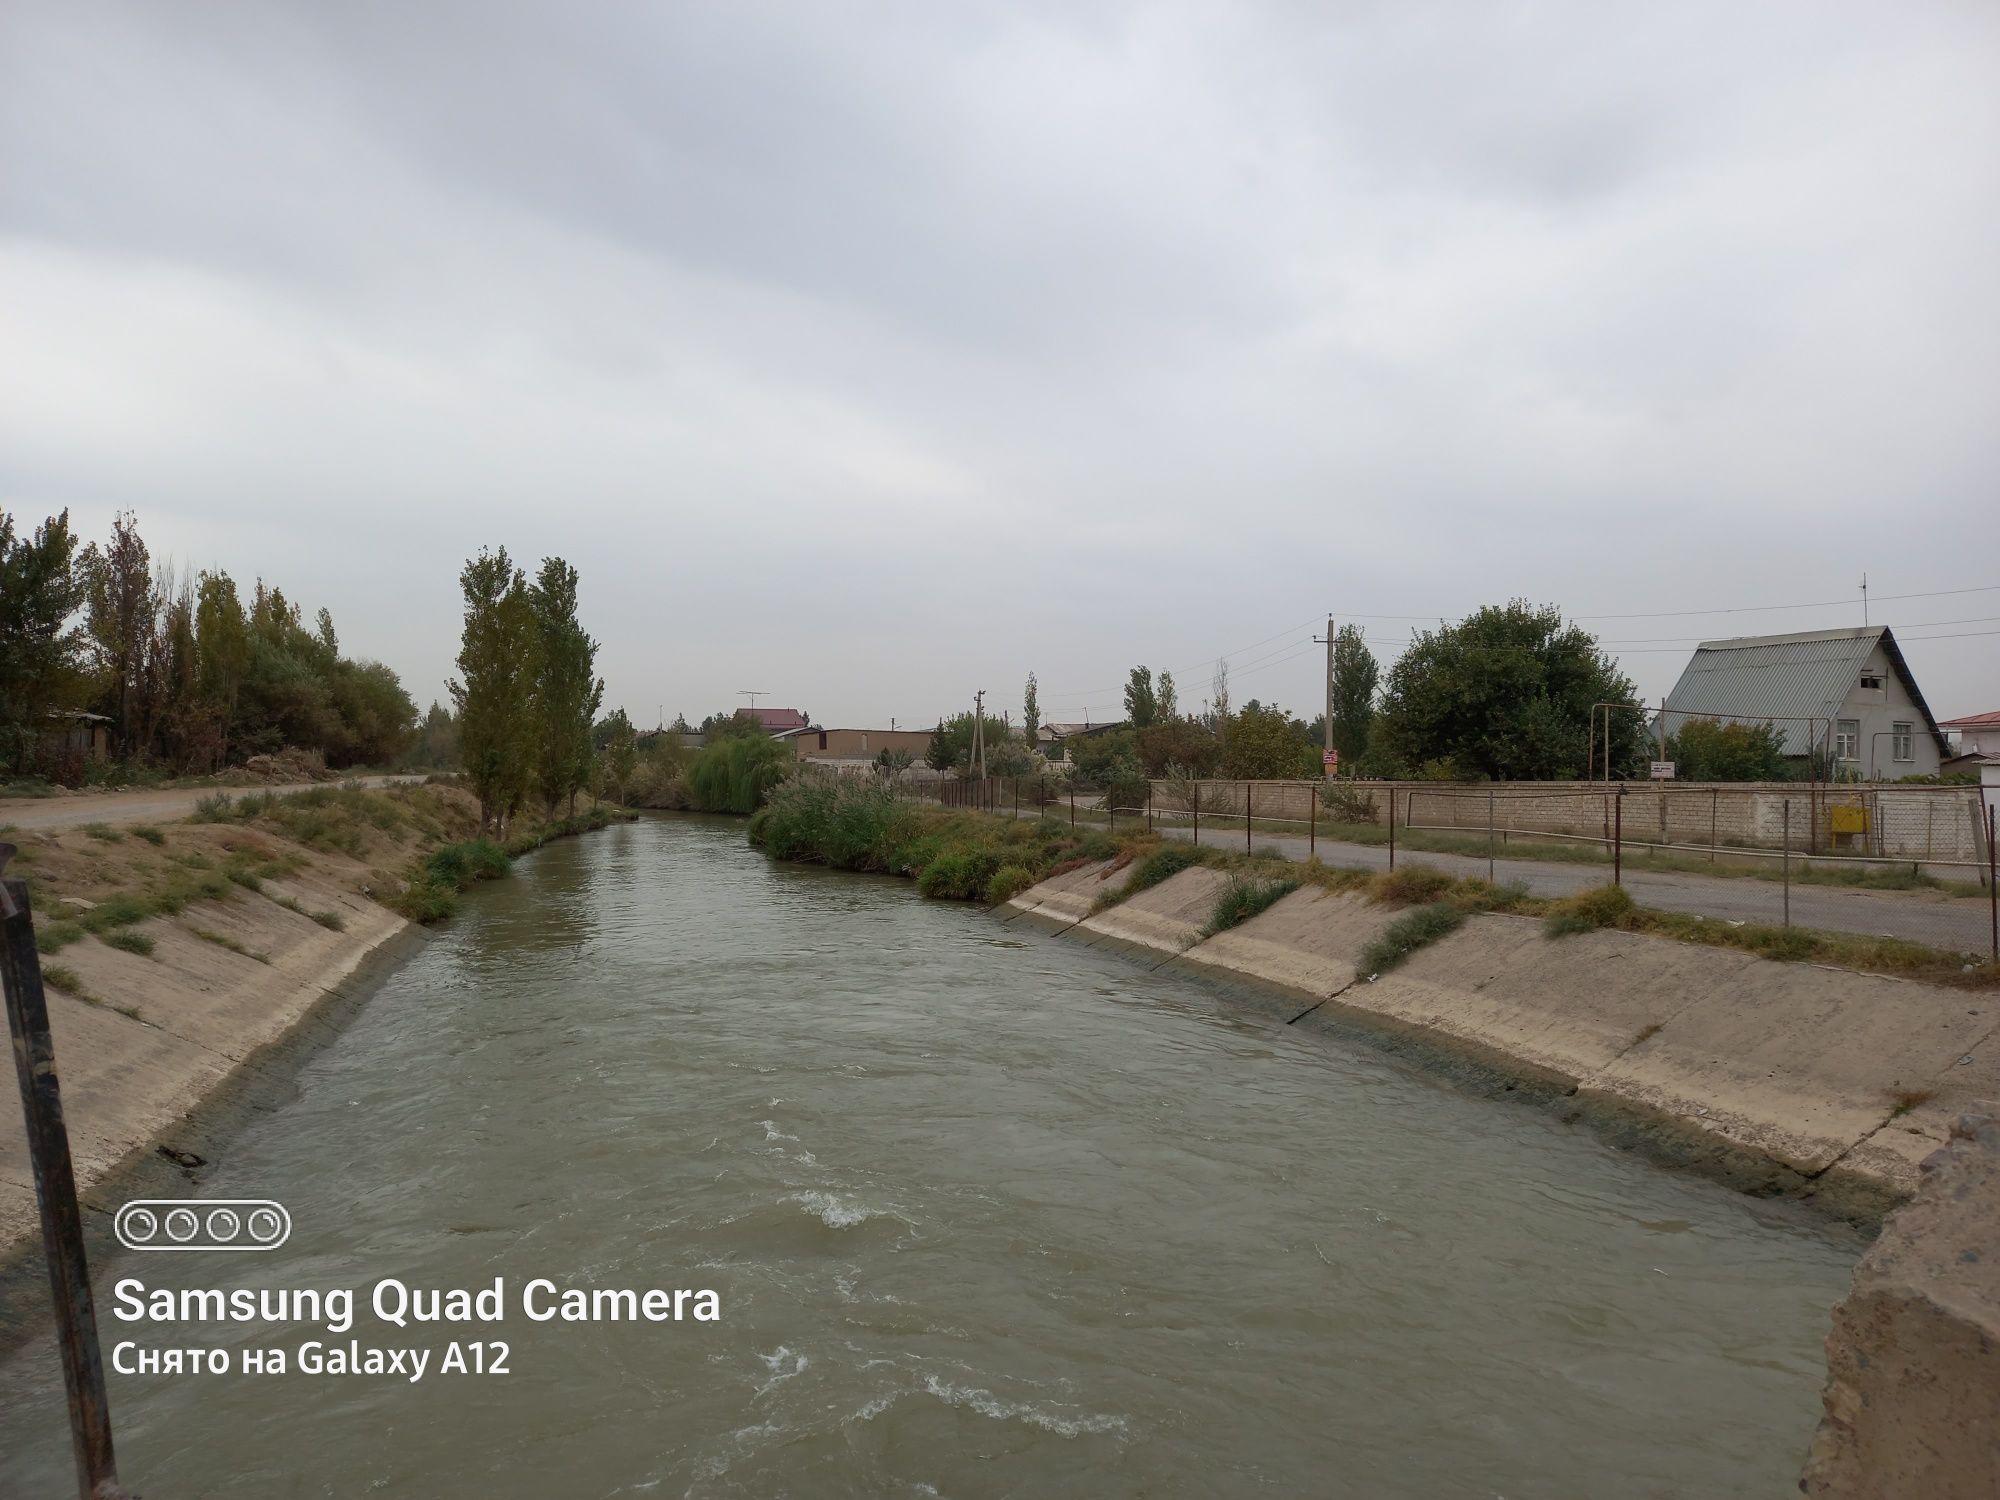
[1659,627,1948,779]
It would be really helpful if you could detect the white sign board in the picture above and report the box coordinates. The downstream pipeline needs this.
[1649,761,1676,780]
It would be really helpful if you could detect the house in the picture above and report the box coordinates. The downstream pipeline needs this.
[1036,720,1128,762]
[789,728,936,766]
[1939,710,2000,767]
[1659,626,1949,779]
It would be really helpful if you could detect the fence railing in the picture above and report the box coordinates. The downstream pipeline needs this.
[859,769,1998,958]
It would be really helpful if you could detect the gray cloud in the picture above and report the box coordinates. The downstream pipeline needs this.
[4,0,1997,729]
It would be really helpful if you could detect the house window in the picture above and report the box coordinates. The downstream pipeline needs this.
[1835,720,1860,759]
[1892,722,1913,762]
[1859,673,1883,690]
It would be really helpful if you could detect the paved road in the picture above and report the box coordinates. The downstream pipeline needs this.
[1019,806,1995,955]
[0,776,427,833]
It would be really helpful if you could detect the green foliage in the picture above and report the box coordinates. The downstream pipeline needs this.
[1137,717,1219,777]
[36,921,84,954]
[1663,718,1791,782]
[1372,864,1455,906]
[0,507,91,777]
[1023,672,1040,745]
[131,825,166,845]
[82,822,123,841]
[41,965,90,999]
[1124,843,1201,895]
[1124,667,1158,729]
[1542,883,1638,936]
[101,929,157,957]
[1205,873,1299,935]
[601,708,639,802]
[686,734,792,814]
[1374,601,1640,780]
[450,547,540,830]
[1219,702,1318,780]
[925,711,1015,774]
[1358,901,1466,975]
[425,839,511,888]
[527,557,604,816]
[986,865,1037,905]
[1329,624,1378,765]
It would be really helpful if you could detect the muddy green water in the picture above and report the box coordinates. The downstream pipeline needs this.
[0,816,1858,1498]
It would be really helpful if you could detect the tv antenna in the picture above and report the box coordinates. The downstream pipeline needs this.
[739,690,771,712]
[1859,574,1868,626]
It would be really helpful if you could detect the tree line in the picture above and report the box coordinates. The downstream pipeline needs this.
[1,508,416,782]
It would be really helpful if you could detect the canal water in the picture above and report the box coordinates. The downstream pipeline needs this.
[0,816,1858,1497]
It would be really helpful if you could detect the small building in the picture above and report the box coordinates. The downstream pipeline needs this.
[44,710,112,764]
[1035,720,1128,762]
[1660,626,1948,779]
[1939,710,2000,762]
[789,728,936,766]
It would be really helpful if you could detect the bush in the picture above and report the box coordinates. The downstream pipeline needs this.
[426,838,510,889]
[131,825,167,845]
[1542,884,1637,937]
[686,735,792,815]
[1358,901,1466,975]
[393,879,458,924]
[1205,874,1299,935]
[1126,844,1201,895]
[191,792,236,822]
[986,865,1037,906]
[36,921,84,954]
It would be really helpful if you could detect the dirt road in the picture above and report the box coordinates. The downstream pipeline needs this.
[0,777,426,833]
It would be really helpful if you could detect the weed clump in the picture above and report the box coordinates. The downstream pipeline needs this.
[1542,884,1637,937]
[1372,864,1455,907]
[1205,874,1300,935]
[985,865,1037,906]
[1358,901,1466,976]
[101,929,156,958]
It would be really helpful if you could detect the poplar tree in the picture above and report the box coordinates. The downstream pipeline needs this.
[0,508,90,774]
[450,547,539,832]
[84,510,155,753]
[527,556,604,817]
[1023,672,1040,744]
[602,708,638,803]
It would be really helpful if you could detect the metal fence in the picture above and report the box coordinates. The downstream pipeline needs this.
[880,770,1999,960]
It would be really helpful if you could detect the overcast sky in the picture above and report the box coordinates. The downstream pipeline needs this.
[5,1,1997,733]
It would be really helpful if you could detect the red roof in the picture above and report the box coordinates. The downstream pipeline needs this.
[1939,709,2000,729]
[738,706,809,732]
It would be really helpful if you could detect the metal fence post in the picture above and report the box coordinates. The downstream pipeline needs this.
[1783,798,1792,928]
[1109,790,1116,832]
[1309,782,1316,859]
[1244,781,1252,853]
[1192,785,1199,846]
[1070,784,1076,829]
[1013,778,1019,818]
[1487,787,1495,882]
[1147,784,1153,835]
[1388,786,1397,871]
[1613,787,1624,887]
[1,851,126,1500]
[1989,804,1997,962]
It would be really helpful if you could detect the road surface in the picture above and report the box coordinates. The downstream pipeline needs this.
[0,776,427,833]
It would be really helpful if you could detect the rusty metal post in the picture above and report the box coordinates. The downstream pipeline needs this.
[1487,787,1495,882]
[1109,790,1116,832]
[1070,783,1075,829]
[1711,787,1718,861]
[1989,805,1997,962]
[1244,781,1252,853]
[1192,785,1199,846]
[1388,785,1397,871]
[1147,783,1153,835]
[1013,777,1019,819]
[1,850,125,1500]
[1613,787,1624,887]
[1783,798,1792,928]
[1309,782,1315,858]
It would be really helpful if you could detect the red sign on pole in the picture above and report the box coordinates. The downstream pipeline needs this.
[1322,749,1339,774]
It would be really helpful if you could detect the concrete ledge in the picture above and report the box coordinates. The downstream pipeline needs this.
[1803,1109,2000,1498]
[1075,866,1230,958]
[1004,858,1135,929]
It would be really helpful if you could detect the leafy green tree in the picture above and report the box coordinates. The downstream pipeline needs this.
[528,557,604,816]
[0,509,90,774]
[1156,670,1178,721]
[926,711,1011,773]
[686,735,791,813]
[326,659,417,766]
[1329,624,1378,765]
[1220,702,1318,779]
[1136,717,1219,776]
[449,547,540,831]
[195,570,252,758]
[1023,672,1040,745]
[413,701,460,769]
[84,510,154,753]
[1664,719,1790,782]
[1373,601,1639,780]
[1124,666,1158,729]
[701,710,768,742]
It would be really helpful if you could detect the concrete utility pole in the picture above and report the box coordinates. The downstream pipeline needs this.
[972,690,986,781]
[1315,616,1335,768]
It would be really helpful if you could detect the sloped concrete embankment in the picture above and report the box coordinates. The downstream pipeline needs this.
[0,859,412,1260]
[1003,862,2000,1213]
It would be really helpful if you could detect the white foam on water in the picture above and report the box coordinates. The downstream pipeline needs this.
[919,1375,1128,1438]
[788,1190,897,1229]
[753,1346,809,1398]
[760,1120,799,1143]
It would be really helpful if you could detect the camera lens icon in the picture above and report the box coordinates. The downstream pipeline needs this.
[117,1199,290,1252]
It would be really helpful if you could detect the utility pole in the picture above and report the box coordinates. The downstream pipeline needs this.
[1860,573,1869,626]
[972,690,986,782]
[1314,616,1335,773]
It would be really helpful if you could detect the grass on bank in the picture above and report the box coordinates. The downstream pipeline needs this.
[752,783,1999,990]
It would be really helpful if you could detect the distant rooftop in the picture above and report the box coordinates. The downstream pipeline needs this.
[737,706,809,733]
[1938,709,2000,730]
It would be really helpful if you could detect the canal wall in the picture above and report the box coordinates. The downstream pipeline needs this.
[0,850,417,1266]
[1803,1108,2000,1498]
[1004,861,2000,1215]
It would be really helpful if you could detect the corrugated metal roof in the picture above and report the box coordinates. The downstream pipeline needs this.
[1660,626,1943,757]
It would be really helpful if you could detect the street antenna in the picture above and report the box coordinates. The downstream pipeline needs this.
[739,690,771,712]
